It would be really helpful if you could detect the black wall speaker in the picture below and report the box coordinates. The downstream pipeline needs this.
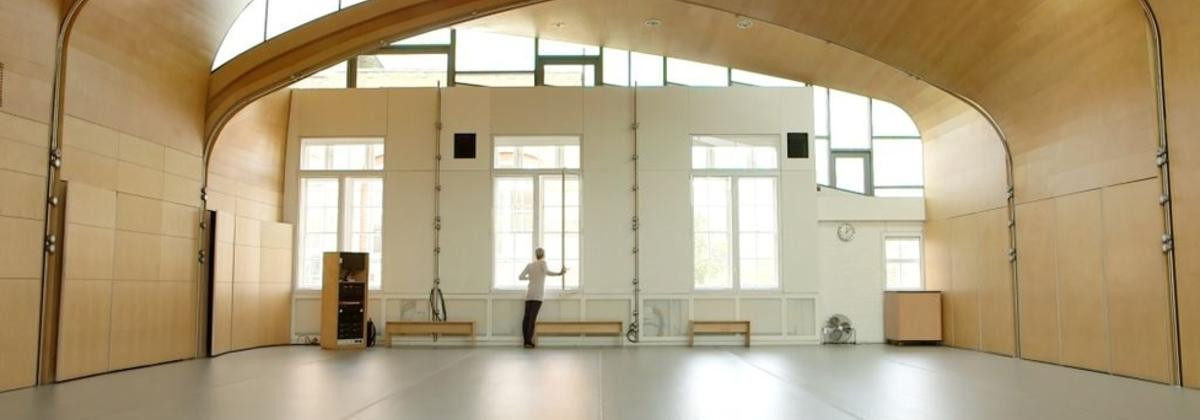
[786,132,809,159]
[454,133,477,159]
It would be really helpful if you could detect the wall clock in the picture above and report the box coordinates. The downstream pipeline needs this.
[836,223,856,242]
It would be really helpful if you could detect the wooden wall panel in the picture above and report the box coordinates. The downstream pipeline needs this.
[1102,179,1172,383]
[1015,199,1059,363]
[1149,0,1200,389]
[1054,190,1110,372]
[979,208,1015,356]
[209,90,294,355]
[949,215,980,350]
[56,280,111,380]
[923,219,954,345]
[230,283,261,351]
[0,0,58,123]
[0,279,41,390]
[109,280,156,370]
[211,212,235,355]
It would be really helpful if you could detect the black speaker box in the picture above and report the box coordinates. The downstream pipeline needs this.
[787,132,809,159]
[454,133,477,159]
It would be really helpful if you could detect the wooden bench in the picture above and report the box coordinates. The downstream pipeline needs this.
[534,321,623,346]
[383,321,475,347]
[689,321,751,347]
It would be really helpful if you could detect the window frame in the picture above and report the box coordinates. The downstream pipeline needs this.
[689,134,783,292]
[490,135,584,293]
[882,234,925,291]
[296,137,386,291]
[690,173,782,292]
[813,88,925,197]
[830,151,873,196]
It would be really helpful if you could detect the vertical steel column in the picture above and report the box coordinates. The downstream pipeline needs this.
[626,85,642,343]
[431,84,447,323]
[1138,0,1182,386]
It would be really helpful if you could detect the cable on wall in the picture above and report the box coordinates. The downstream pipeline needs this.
[430,83,447,323]
[1138,0,1182,386]
[626,84,642,343]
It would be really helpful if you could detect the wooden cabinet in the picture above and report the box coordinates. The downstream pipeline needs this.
[885,291,943,343]
[320,252,369,350]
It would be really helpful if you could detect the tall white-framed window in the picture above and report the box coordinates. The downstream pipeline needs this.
[884,236,923,290]
[297,138,384,290]
[493,136,581,291]
[691,135,780,290]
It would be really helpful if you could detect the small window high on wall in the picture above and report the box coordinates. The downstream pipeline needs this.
[884,236,923,290]
[812,87,924,196]
[493,136,582,292]
[297,138,385,290]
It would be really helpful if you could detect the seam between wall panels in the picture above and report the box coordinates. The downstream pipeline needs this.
[1099,190,1114,376]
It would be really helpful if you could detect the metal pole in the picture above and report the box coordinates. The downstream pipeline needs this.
[561,167,567,290]
[432,83,446,323]
[627,84,642,343]
[1138,0,1182,386]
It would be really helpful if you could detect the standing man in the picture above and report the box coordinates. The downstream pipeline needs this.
[519,248,567,348]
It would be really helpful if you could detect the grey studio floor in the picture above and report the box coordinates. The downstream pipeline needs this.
[3,345,1200,420]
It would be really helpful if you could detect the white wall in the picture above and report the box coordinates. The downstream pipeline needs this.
[815,189,924,343]
[284,86,921,345]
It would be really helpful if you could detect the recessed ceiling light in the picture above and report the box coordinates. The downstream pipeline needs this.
[644,18,662,28]
[736,17,754,29]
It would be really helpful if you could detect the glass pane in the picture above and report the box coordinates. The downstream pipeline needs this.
[813,86,829,137]
[346,178,383,289]
[291,61,348,89]
[815,139,830,186]
[392,28,451,45]
[873,139,923,187]
[691,135,778,169]
[543,64,595,87]
[830,89,870,149]
[266,0,339,38]
[301,138,384,170]
[738,178,778,289]
[692,177,732,289]
[603,48,629,86]
[630,52,664,87]
[872,99,920,137]
[874,188,924,198]
[666,58,728,87]
[541,175,581,290]
[885,238,922,290]
[834,156,866,193]
[494,136,580,169]
[212,0,266,70]
[538,39,600,56]
[356,54,447,88]
[455,30,535,71]
[495,146,518,169]
[341,0,368,6]
[731,69,804,87]
[300,178,339,289]
[494,178,535,290]
[454,73,534,87]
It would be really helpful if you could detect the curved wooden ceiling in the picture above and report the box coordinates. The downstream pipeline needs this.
[455,0,966,131]
[199,0,1159,205]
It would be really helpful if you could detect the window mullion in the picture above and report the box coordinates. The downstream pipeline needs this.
[337,175,347,253]
[533,174,542,250]
[724,175,734,290]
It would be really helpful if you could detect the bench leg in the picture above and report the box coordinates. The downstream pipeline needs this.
[384,331,391,348]
[744,330,751,347]
[689,325,695,347]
